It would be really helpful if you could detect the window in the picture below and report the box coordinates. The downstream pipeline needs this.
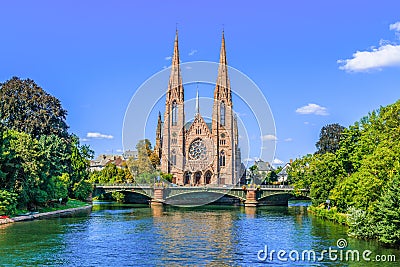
[172,101,178,126]
[196,128,202,135]
[220,139,226,145]
[171,149,176,165]
[220,101,225,126]
[189,139,207,160]
[219,150,226,167]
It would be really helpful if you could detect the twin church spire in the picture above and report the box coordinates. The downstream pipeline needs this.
[160,30,241,185]
[166,30,232,107]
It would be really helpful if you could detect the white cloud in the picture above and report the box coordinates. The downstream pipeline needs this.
[116,149,123,153]
[81,138,90,142]
[261,134,278,141]
[188,49,197,56]
[272,158,284,165]
[338,21,400,72]
[244,157,260,163]
[296,104,329,116]
[284,138,293,142]
[338,44,400,72]
[390,21,400,32]
[165,56,172,60]
[87,132,114,139]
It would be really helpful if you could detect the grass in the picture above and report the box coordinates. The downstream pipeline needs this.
[13,199,89,217]
[38,199,89,213]
[308,205,349,225]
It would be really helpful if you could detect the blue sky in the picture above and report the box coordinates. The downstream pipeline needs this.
[1,1,400,164]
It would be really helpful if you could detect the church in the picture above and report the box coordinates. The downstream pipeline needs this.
[154,31,242,186]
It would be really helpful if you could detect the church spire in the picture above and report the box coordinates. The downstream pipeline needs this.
[195,86,199,115]
[215,30,232,105]
[167,30,184,102]
[219,30,227,66]
[154,111,163,159]
[156,111,162,138]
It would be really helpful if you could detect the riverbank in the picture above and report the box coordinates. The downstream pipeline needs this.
[308,205,348,225]
[0,204,92,225]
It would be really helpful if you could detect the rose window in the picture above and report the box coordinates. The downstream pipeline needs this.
[189,139,207,160]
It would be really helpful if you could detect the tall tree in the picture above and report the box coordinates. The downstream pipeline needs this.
[315,123,345,154]
[375,174,400,246]
[127,139,156,182]
[0,77,69,139]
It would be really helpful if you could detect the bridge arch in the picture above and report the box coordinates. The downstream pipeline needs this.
[257,192,310,206]
[164,190,244,206]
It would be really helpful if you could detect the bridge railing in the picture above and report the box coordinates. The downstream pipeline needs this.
[93,183,295,189]
[259,185,294,189]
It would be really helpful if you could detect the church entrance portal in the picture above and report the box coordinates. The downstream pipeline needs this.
[195,172,201,185]
[184,172,191,185]
[205,171,212,184]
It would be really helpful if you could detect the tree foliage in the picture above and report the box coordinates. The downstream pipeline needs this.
[0,77,69,139]
[0,190,18,215]
[315,123,345,154]
[289,99,400,246]
[126,139,156,183]
[89,162,132,184]
[0,77,93,214]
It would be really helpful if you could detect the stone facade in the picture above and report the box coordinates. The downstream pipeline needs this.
[157,31,242,186]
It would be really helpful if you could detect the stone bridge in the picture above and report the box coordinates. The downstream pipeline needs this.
[93,184,310,207]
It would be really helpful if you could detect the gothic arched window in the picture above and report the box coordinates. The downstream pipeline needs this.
[171,149,177,165]
[220,101,225,126]
[219,150,226,167]
[172,101,178,126]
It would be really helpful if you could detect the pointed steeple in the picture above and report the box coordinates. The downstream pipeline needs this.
[168,30,184,102]
[219,30,227,66]
[215,30,232,104]
[172,30,180,67]
[195,86,200,115]
[155,111,163,159]
[156,111,162,138]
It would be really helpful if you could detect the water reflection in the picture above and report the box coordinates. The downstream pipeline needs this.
[0,202,398,266]
[244,206,257,218]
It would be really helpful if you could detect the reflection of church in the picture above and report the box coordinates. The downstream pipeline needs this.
[154,31,242,186]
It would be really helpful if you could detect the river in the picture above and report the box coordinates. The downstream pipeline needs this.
[0,201,399,266]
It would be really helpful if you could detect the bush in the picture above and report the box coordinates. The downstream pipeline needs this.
[308,205,348,225]
[0,190,18,215]
[72,180,93,201]
[111,192,125,203]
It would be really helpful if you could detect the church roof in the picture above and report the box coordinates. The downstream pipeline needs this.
[255,160,273,172]
[184,121,212,132]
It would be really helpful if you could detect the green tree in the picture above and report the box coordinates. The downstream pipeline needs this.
[375,174,400,246]
[68,136,94,199]
[149,151,160,168]
[111,191,125,203]
[316,123,345,154]
[0,190,18,215]
[0,77,69,139]
[127,139,155,181]
[72,180,93,201]
[161,173,173,183]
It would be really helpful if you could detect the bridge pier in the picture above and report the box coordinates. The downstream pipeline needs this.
[244,188,258,207]
[150,186,165,206]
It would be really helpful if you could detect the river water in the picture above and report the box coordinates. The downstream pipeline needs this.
[0,202,399,266]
